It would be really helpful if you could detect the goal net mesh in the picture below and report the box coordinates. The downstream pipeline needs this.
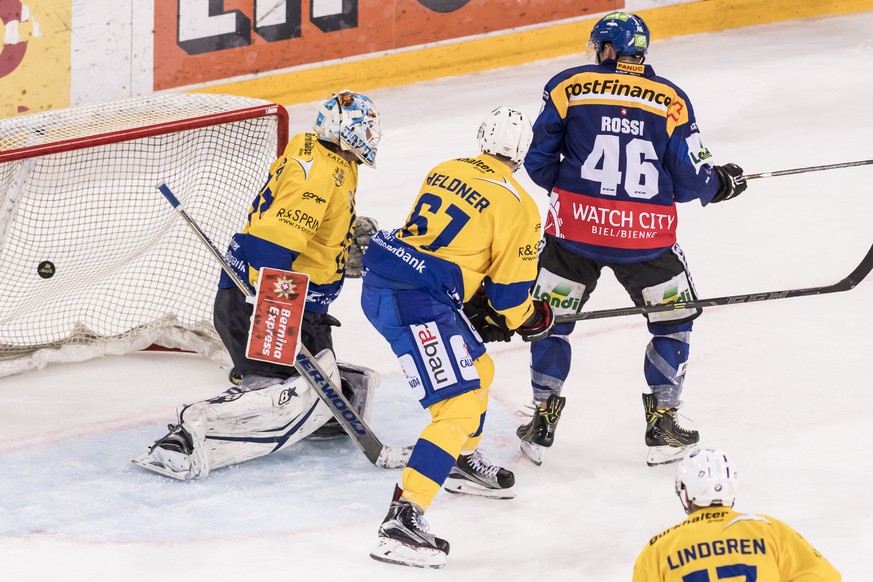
[0,93,288,377]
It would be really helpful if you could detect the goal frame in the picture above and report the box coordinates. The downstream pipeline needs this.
[0,102,289,163]
[0,94,290,377]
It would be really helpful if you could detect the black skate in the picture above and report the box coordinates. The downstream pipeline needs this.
[132,423,198,480]
[643,392,699,466]
[370,486,450,569]
[444,450,515,499]
[516,394,566,466]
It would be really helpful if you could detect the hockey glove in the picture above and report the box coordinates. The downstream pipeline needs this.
[463,287,514,343]
[711,163,747,203]
[516,300,555,343]
[345,216,379,278]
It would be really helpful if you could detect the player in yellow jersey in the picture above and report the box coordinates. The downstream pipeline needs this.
[362,107,555,568]
[134,91,383,479]
[633,449,840,581]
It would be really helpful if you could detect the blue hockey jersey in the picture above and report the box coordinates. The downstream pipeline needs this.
[525,59,722,263]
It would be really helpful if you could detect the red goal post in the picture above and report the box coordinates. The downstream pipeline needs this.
[0,93,289,377]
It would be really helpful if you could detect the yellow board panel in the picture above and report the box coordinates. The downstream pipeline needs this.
[0,0,71,119]
[192,0,873,106]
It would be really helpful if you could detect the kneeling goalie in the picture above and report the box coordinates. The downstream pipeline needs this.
[134,90,383,479]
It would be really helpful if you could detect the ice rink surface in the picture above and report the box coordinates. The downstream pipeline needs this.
[2,11,872,581]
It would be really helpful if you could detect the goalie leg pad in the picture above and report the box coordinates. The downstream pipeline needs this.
[307,360,380,439]
[133,349,341,479]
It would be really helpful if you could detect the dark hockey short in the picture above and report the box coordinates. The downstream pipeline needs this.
[538,235,702,325]
[213,286,338,379]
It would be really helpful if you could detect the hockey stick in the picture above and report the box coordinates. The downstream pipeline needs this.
[157,182,411,469]
[555,240,873,324]
[744,159,873,180]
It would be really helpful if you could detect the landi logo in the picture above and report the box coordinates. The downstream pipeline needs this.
[0,1,40,78]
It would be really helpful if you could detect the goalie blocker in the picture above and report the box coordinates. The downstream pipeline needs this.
[132,349,378,480]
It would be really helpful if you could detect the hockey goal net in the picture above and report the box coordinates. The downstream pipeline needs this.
[0,93,289,377]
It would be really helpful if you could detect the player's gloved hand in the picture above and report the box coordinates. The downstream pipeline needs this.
[711,163,747,203]
[463,287,514,343]
[516,299,555,343]
[345,216,379,278]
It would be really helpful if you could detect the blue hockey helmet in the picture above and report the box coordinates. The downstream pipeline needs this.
[588,11,650,60]
[313,90,382,168]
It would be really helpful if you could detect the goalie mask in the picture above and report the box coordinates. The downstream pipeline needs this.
[477,106,533,170]
[675,448,739,514]
[314,90,382,168]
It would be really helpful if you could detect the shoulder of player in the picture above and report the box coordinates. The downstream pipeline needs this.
[547,64,595,87]
[645,508,738,547]
[284,132,356,169]
[647,72,693,102]
[462,158,531,203]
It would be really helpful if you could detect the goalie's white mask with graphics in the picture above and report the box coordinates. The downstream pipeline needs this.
[314,90,382,168]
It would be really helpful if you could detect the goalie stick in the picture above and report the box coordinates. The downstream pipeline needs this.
[157,182,411,469]
[555,240,873,324]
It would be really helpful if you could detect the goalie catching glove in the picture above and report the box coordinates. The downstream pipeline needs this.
[346,215,379,278]
[463,286,513,343]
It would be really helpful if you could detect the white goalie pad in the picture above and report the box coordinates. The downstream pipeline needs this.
[337,360,380,425]
[133,349,380,479]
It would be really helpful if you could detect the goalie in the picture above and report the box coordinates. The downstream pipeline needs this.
[134,90,382,479]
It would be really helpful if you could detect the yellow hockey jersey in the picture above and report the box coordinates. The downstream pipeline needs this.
[219,132,358,313]
[633,507,840,581]
[362,153,541,329]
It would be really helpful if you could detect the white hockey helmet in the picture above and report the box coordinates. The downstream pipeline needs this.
[313,90,382,167]
[675,448,739,514]
[477,106,533,169]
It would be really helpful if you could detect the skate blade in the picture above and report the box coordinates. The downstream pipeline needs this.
[443,478,516,500]
[369,537,446,569]
[131,450,195,480]
[646,443,698,467]
[519,440,546,466]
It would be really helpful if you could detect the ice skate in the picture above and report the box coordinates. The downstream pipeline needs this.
[643,392,699,466]
[132,424,198,480]
[516,394,566,466]
[443,449,515,499]
[370,486,449,569]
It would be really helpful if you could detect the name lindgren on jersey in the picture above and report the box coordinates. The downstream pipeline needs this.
[525,59,721,263]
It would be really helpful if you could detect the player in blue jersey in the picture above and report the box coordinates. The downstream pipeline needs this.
[633,448,841,581]
[519,12,748,467]
[362,107,555,568]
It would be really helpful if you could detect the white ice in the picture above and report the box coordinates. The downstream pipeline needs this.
[1,12,871,581]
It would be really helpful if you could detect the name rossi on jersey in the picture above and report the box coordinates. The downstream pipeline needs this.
[547,188,677,250]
